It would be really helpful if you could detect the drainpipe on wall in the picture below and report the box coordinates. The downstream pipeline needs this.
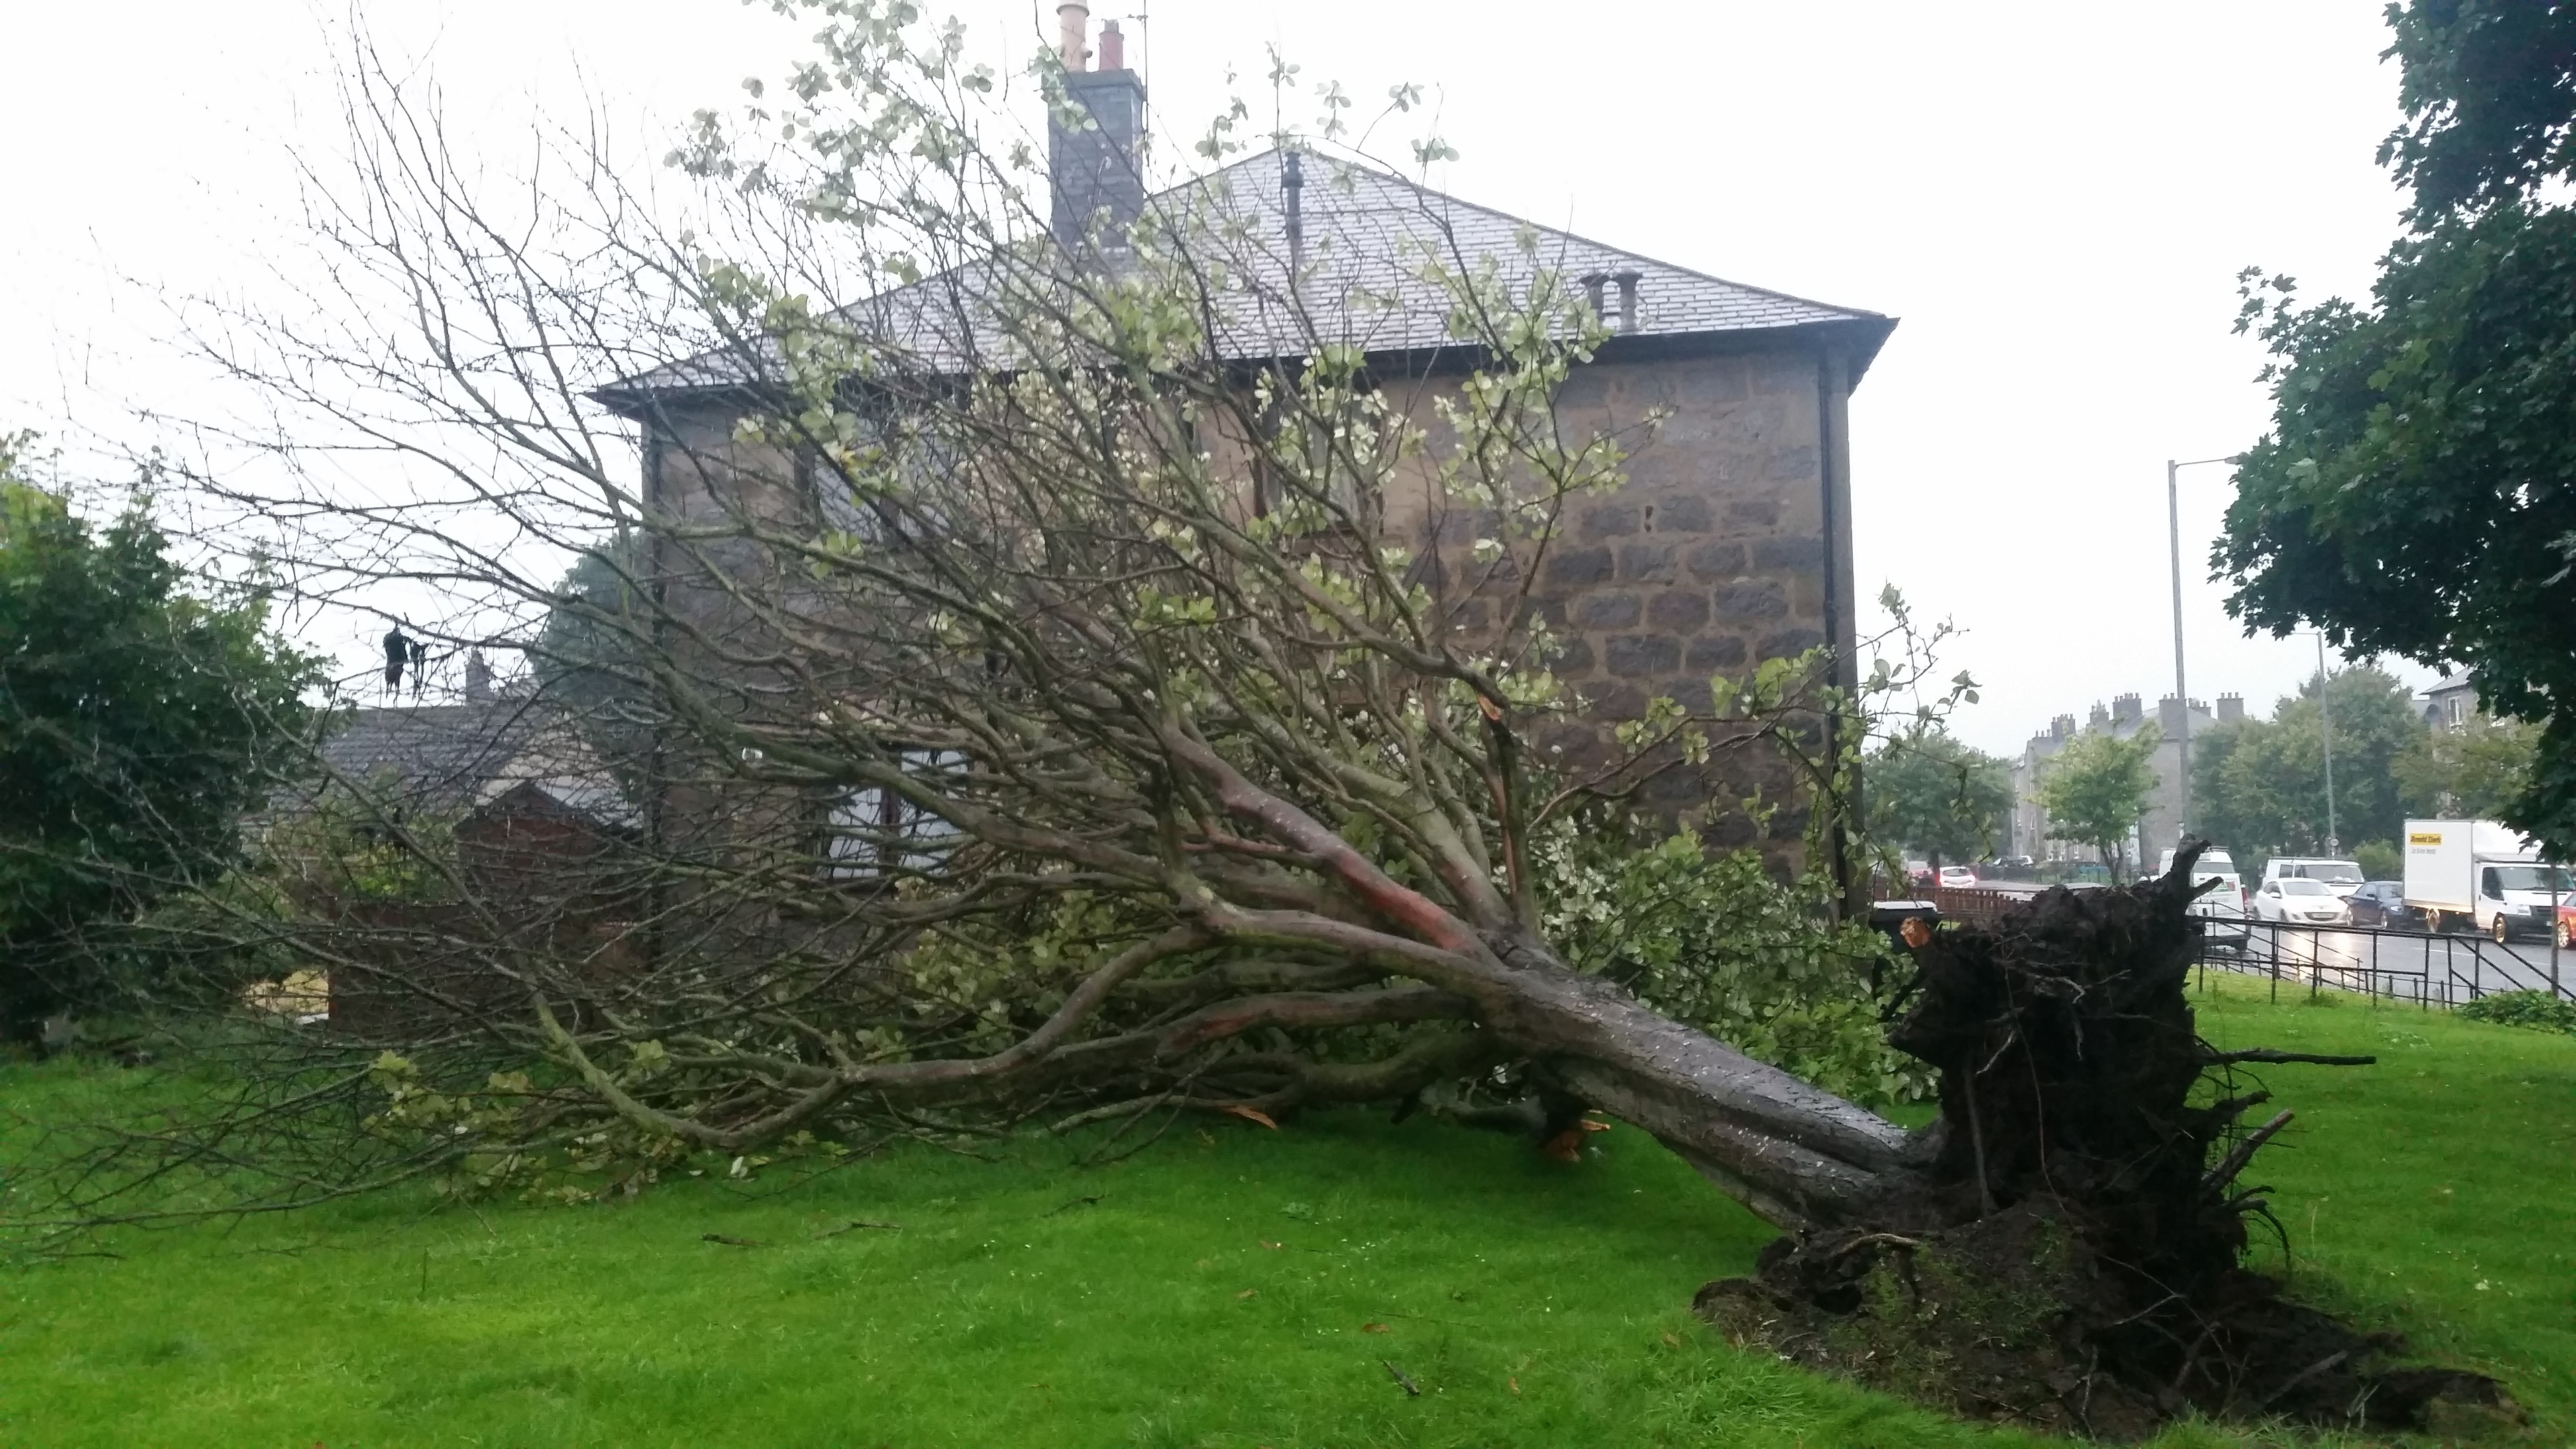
[1817,346,1861,916]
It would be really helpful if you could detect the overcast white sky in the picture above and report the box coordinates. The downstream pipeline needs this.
[0,1,2419,755]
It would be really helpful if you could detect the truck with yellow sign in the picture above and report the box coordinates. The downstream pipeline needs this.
[2402,818,2571,943]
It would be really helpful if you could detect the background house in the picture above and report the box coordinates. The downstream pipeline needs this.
[596,13,1898,865]
[2009,692,2229,870]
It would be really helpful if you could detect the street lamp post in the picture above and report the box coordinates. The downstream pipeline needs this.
[2167,456,2236,845]
[2315,631,2339,855]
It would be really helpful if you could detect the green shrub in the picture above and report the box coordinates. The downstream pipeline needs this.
[1539,828,1931,1106]
[2460,989,2576,1035]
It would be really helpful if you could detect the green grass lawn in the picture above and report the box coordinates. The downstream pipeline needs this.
[1,975,2568,1448]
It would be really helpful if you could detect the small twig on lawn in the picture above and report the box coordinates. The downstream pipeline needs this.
[1383,1360,1420,1397]
[814,1220,903,1238]
[2202,1049,2377,1067]
[1045,1194,1106,1216]
[2204,1110,2295,1189]
[702,1232,765,1248]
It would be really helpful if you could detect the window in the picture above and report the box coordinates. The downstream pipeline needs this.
[2490,865,2572,894]
[824,749,965,877]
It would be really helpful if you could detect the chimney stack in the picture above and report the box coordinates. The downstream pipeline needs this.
[2216,692,2245,724]
[1611,269,1642,332]
[2112,692,2142,727]
[2089,702,2110,729]
[1048,4,1146,255]
[464,648,493,704]
[1578,272,1608,323]
[2053,712,2076,741]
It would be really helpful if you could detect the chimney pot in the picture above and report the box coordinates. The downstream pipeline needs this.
[1611,268,1642,332]
[1056,1,1090,70]
[1097,18,1124,71]
[1578,272,1608,322]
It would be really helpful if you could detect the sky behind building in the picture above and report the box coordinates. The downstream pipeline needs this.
[0,1,2421,755]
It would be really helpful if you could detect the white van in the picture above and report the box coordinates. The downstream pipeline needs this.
[2157,847,2247,947]
[2263,857,2366,898]
[2402,820,2569,941]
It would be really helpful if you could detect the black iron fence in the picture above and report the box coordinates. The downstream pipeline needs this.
[2190,918,2576,1008]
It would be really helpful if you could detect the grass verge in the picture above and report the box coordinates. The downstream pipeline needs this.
[0,972,2565,1447]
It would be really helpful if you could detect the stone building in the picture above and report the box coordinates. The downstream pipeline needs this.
[596,5,1895,863]
[2009,692,2234,871]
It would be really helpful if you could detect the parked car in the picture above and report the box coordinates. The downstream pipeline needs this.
[1902,859,1933,888]
[1937,865,1979,890]
[2252,877,2350,925]
[2344,879,2417,930]
[2263,857,2366,898]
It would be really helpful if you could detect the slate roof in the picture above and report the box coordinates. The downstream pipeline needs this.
[597,148,1892,407]
[303,700,630,822]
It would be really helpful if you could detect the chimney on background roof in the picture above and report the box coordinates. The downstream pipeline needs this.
[2090,702,2110,729]
[1056,1,1089,70]
[2053,712,2076,740]
[2217,692,2245,724]
[2112,692,2142,727]
[1611,269,1642,332]
[1578,272,1608,323]
[1049,3,1146,254]
[464,648,493,704]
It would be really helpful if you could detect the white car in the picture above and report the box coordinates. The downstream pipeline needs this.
[2253,877,2350,925]
[1937,865,1978,890]
[2157,847,2248,945]
[2263,857,2366,898]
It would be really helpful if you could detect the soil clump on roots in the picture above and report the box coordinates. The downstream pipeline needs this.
[1693,849,2518,1440]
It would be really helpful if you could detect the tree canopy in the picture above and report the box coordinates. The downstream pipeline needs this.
[1865,726,2010,869]
[2220,0,2576,854]
[0,437,318,1040]
[2033,726,2159,877]
[2188,665,2426,869]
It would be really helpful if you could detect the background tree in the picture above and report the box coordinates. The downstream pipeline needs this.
[1864,725,2010,871]
[2220,0,2576,855]
[0,436,318,1042]
[2187,665,2426,869]
[2396,711,2536,821]
[2033,725,2159,879]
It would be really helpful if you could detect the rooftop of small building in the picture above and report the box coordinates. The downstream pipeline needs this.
[595,143,1894,411]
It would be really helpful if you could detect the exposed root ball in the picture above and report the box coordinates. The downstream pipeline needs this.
[1695,851,2517,1438]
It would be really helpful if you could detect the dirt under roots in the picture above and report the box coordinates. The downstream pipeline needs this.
[1693,857,2522,1441]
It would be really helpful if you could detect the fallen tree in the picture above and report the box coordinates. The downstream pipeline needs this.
[14,10,2512,1435]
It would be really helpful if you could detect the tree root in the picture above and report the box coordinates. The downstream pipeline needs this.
[1695,846,2519,1440]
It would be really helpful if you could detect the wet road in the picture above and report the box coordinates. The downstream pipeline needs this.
[2198,922,2574,1004]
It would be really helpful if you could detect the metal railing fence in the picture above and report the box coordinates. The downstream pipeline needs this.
[2189,918,2575,1008]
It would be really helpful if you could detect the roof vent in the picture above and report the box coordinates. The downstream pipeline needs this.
[1578,272,1607,323]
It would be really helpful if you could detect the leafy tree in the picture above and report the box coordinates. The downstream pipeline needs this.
[2395,710,2535,820]
[2034,726,2161,879]
[24,28,2447,1429]
[2186,665,2426,866]
[1864,726,2011,870]
[0,439,320,1041]
[2220,1,2576,855]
